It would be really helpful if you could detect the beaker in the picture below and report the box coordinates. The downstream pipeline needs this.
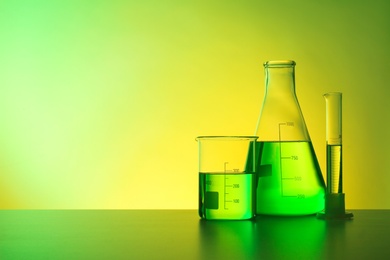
[196,136,258,220]
[253,60,326,215]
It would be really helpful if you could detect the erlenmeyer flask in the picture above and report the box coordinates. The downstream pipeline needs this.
[254,60,325,215]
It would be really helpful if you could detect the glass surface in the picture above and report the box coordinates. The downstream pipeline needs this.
[249,141,325,215]
[199,172,256,219]
[324,92,343,194]
[317,92,352,219]
[196,136,257,220]
[327,144,342,194]
[254,61,325,215]
[324,92,342,145]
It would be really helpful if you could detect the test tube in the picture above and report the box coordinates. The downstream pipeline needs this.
[317,92,353,219]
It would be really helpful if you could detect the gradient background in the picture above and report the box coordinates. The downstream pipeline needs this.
[0,0,389,209]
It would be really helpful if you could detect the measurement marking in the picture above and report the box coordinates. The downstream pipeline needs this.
[279,122,295,197]
[281,156,298,160]
[278,123,284,195]
[224,162,228,209]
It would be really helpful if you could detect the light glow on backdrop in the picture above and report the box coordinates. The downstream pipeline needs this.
[0,0,389,209]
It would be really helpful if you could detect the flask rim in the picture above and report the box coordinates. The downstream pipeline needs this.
[264,60,296,68]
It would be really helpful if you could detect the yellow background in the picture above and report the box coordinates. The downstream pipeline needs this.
[0,0,389,209]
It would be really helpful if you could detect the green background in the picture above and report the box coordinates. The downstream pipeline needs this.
[0,0,389,209]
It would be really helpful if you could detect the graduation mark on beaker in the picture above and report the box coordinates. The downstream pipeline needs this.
[223,162,243,210]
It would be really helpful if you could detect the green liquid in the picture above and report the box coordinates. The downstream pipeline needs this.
[254,141,325,215]
[199,172,256,220]
[327,144,342,193]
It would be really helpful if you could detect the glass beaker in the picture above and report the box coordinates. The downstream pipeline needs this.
[196,136,258,220]
[254,60,326,216]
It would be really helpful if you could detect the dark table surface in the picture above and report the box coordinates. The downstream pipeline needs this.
[1,210,390,259]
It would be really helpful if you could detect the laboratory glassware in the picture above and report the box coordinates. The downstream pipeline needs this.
[254,60,326,216]
[196,136,258,220]
[317,92,353,219]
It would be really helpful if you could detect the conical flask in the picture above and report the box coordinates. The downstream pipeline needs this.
[254,60,325,215]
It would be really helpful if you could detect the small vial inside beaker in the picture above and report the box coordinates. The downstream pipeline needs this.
[196,136,258,220]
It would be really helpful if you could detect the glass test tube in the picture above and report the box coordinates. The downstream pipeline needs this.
[324,92,343,194]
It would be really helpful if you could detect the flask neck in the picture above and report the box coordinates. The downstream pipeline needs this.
[256,60,310,142]
[265,65,296,95]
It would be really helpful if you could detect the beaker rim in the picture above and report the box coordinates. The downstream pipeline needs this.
[195,136,258,141]
[264,60,296,68]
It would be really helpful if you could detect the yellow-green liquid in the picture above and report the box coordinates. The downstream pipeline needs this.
[199,172,255,220]
[254,141,325,215]
[327,144,342,193]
